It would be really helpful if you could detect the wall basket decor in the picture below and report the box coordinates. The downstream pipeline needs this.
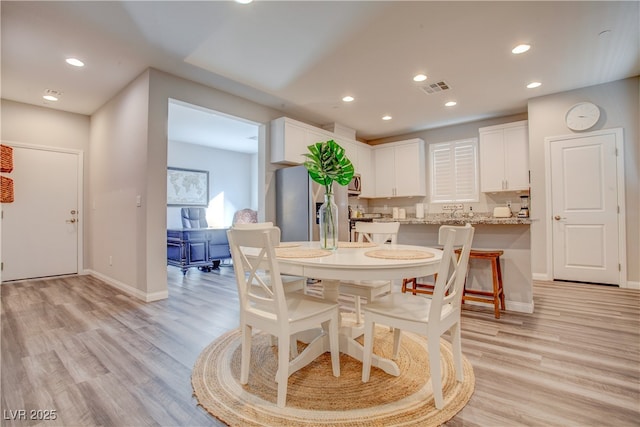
[1,144,13,173]
[1,176,14,203]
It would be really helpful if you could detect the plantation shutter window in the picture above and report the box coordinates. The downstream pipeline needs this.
[429,138,478,203]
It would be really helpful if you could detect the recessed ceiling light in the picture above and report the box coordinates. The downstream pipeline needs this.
[413,74,427,82]
[382,115,392,121]
[526,81,542,89]
[235,0,253,4]
[342,96,354,102]
[43,89,62,101]
[445,101,457,107]
[512,44,531,54]
[65,58,85,67]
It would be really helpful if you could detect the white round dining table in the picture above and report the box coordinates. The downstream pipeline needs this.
[275,241,443,376]
[276,241,442,281]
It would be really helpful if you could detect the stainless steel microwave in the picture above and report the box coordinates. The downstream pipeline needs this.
[348,174,361,195]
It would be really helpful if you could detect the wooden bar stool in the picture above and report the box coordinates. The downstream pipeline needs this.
[402,276,436,295]
[461,249,505,318]
[402,249,506,318]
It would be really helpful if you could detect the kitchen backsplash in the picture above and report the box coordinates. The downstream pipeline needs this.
[349,191,530,217]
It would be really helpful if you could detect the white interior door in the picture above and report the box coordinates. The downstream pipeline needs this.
[550,131,620,285]
[1,145,81,281]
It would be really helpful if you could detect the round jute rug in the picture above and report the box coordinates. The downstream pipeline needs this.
[192,327,474,426]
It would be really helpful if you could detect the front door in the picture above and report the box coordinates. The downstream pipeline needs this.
[1,144,81,281]
[549,129,622,285]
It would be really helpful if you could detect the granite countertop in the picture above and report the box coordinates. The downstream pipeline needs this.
[374,214,533,225]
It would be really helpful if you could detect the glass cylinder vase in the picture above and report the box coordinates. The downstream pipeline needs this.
[319,192,338,250]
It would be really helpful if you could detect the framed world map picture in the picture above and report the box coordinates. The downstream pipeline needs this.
[167,167,209,206]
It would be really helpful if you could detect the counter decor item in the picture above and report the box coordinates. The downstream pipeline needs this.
[416,203,425,218]
[493,206,512,218]
[304,140,354,249]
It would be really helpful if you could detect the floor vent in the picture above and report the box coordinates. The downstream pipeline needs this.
[420,81,450,94]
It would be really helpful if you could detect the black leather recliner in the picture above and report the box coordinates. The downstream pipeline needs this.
[181,207,208,229]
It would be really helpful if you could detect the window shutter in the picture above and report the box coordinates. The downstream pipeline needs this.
[429,138,478,203]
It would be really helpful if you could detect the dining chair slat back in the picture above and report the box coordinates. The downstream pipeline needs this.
[232,221,305,293]
[227,224,341,408]
[356,221,399,244]
[361,223,475,410]
[341,221,401,325]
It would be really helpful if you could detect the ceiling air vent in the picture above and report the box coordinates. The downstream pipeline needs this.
[420,81,450,95]
[44,89,63,97]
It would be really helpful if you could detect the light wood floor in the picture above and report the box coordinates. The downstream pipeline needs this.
[2,267,639,426]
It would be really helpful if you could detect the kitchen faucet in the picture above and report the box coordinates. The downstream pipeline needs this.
[450,205,463,218]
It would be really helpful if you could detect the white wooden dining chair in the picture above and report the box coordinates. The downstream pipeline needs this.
[233,222,308,357]
[233,222,306,293]
[361,224,474,410]
[227,224,341,408]
[339,221,401,324]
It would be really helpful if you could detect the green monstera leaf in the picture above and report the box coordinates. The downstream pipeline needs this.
[303,140,355,194]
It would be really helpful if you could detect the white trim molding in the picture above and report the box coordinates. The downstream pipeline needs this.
[87,270,168,302]
[626,281,640,290]
[532,273,552,281]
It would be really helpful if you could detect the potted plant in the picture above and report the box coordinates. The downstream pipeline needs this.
[303,140,354,249]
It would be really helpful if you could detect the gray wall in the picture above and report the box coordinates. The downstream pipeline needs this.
[3,73,637,299]
[167,140,257,229]
[528,77,639,284]
[365,112,530,217]
[1,99,91,269]
[89,70,152,298]
[80,67,287,299]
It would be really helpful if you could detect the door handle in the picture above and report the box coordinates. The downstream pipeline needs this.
[554,215,566,221]
[66,218,77,223]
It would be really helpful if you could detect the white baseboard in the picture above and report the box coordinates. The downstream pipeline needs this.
[532,273,551,281]
[505,299,534,314]
[86,269,168,302]
[531,272,639,290]
[625,280,640,290]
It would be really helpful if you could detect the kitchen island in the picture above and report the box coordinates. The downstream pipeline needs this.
[375,215,534,313]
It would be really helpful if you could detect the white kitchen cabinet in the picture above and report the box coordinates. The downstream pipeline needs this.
[334,137,359,171]
[373,139,426,197]
[479,120,529,192]
[271,117,333,165]
[356,143,375,198]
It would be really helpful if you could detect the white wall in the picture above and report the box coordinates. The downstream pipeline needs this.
[528,77,639,285]
[167,140,256,228]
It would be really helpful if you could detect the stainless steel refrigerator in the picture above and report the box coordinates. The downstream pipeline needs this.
[275,165,349,242]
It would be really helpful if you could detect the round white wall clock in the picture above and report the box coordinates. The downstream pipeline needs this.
[565,102,600,131]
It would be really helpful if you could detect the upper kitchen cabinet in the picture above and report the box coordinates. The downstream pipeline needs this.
[373,138,426,197]
[271,117,331,164]
[333,136,375,198]
[333,136,359,171]
[356,143,375,198]
[479,120,529,192]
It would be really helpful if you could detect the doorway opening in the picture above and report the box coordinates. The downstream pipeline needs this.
[166,99,261,274]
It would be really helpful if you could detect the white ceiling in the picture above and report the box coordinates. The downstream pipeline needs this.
[168,99,259,154]
[2,1,638,151]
